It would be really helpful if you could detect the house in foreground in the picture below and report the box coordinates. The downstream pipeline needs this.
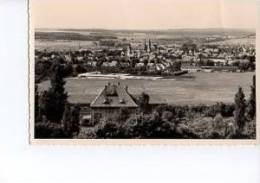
[76,82,166,126]
[89,82,138,124]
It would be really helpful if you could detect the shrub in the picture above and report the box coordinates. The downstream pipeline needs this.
[161,111,174,122]
[239,120,256,139]
[136,92,150,113]
[213,113,224,129]
[117,108,131,122]
[95,118,123,138]
[35,122,69,139]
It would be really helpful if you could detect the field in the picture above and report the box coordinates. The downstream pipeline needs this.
[206,37,255,45]
[35,28,255,51]
[38,72,255,105]
[35,40,96,51]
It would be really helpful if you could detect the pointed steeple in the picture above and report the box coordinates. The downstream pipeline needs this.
[144,39,148,52]
[148,39,152,52]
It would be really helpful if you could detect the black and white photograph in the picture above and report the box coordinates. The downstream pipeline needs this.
[2,1,260,183]
[30,0,257,140]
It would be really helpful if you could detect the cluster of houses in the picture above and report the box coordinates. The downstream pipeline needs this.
[35,38,255,75]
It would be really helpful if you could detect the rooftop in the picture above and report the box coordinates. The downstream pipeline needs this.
[90,82,138,108]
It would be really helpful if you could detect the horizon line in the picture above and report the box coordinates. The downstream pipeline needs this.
[35,27,256,31]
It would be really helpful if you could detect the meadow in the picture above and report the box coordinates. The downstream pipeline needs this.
[35,28,255,51]
[38,72,254,105]
[35,40,95,51]
[206,37,255,46]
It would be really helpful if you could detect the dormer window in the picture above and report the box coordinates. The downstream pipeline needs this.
[119,99,125,104]
[103,97,110,104]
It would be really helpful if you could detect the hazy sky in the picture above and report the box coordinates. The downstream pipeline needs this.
[32,0,257,29]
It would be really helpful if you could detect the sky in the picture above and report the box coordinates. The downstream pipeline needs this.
[32,0,258,29]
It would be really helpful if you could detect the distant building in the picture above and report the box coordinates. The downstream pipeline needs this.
[144,40,148,52]
[144,39,152,53]
[148,39,152,53]
[126,44,132,57]
[209,58,227,66]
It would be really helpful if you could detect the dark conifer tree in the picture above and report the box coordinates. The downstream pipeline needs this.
[71,105,80,135]
[247,75,256,120]
[35,84,40,121]
[62,102,72,136]
[234,86,246,130]
[44,64,67,122]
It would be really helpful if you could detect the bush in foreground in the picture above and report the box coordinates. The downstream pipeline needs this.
[35,122,69,139]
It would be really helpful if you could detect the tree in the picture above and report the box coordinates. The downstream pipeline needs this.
[137,92,150,113]
[96,120,121,138]
[71,105,80,135]
[42,64,67,122]
[62,102,72,136]
[161,111,174,122]
[170,61,182,72]
[35,84,40,122]
[63,63,73,77]
[117,108,131,122]
[61,103,80,138]
[247,75,256,120]
[213,113,223,129]
[35,121,66,138]
[234,86,246,131]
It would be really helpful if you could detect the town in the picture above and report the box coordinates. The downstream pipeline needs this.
[35,36,255,83]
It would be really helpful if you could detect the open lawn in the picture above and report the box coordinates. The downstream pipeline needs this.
[38,72,254,105]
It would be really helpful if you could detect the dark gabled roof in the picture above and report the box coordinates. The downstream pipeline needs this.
[90,83,138,108]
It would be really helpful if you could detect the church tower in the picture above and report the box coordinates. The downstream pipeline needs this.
[148,39,152,52]
[144,39,148,52]
[126,44,132,57]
